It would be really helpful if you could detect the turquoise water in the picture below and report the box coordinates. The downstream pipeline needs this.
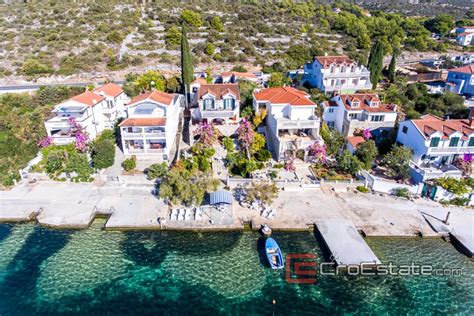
[0,220,472,315]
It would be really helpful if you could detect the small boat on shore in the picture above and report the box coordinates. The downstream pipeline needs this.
[265,238,284,269]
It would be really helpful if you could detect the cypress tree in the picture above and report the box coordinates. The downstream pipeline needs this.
[181,23,193,104]
[388,51,397,83]
[367,40,384,90]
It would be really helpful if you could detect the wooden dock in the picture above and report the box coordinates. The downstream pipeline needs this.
[315,219,381,266]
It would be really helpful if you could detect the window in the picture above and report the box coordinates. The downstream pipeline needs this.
[402,126,408,134]
[340,79,346,85]
[352,78,359,85]
[328,107,335,113]
[469,137,474,147]
[370,115,384,122]
[430,137,440,147]
[348,113,358,120]
[223,98,235,110]
[352,101,360,108]
[203,98,214,110]
[370,101,379,107]
[327,121,335,128]
[107,100,114,108]
[350,65,356,72]
[341,66,346,73]
[330,66,335,73]
[449,137,460,147]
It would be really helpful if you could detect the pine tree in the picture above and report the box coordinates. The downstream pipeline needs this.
[388,51,397,83]
[367,40,384,90]
[181,23,193,104]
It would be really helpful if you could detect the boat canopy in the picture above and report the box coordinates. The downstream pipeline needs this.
[209,190,233,205]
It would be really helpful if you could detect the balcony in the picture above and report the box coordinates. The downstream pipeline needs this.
[201,110,235,118]
[428,146,468,154]
[277,117,320,129]
[122,131,166,139]
[323,71,371,79]
[410,161,462,182]
[52,136,76,145]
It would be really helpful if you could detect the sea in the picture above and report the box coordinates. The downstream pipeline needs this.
[0,219,472,315]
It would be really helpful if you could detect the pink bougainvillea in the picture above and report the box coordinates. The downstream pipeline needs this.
[194,121,218,146]
[38,136,53,148]
[307,142,327,164]
[362,128,372,140]
[463,153,473,162]
[237,118,255,159]
[284,160,296,172]
[67,117,89,152]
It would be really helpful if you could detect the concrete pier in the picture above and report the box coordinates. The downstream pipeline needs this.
[421,210,474,257]
[315,219,381,266]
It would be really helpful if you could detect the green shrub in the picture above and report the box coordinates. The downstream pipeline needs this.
[273,163,284,169]
[393,187,410,198]
[146,162,168,180]
[90,138,115,169]
[356,185,369,193]
[122,157,136,172]
[222,136,235,152]
[255,149,272,162]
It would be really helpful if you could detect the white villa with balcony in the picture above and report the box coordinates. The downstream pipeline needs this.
[93,83,128,128]
[321,93,397,137]
[302,55,371,93]
[396,114,470,183]
[119,90,183,162]
[44,88,119,145]
[253,87,322,161]
[192,83,240,125]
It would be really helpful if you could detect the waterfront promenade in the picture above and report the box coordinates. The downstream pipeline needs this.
[1,181,471,239]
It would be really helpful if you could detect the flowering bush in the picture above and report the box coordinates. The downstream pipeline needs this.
[38,136,53,148]
[237,118,255,159]
[67,117,89,152]
[194,121,218,146]
[362,128,372,140]
[307,142,327,164]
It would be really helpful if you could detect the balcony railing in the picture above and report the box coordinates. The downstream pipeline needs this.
[122,131,166,138]
[201,110,235,118]
[324,71,371,78]
[428,146,466,153]
[52,136,76,145]
[277,118,320,129]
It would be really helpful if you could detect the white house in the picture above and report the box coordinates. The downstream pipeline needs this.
[93,83,128,128]
[253,87,323,161]
[119,90,183,162]
[302,55,372,93]
[321,93,398,137]
[450,54,474,65]
[192,83,240,124]
[457,32,474,46]
[396,114,473,182]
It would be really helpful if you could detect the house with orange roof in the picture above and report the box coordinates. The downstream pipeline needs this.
[321,93,397,137]
[93,83,128,128]
[446,65,474,96]
[396,113,471,182]
[253,86,322,160]
[44,83,126,144]
[302,55,371,93]
[453,26,474,46]
[192,83,240,125]
[119,90,183,162]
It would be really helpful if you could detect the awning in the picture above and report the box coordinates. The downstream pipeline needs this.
[209,190,233,205]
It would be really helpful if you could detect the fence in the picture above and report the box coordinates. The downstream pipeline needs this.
[359,170,423,195]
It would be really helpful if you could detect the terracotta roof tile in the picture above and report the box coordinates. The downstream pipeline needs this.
[450,65,474,74]
[336,94,396,113]
[314,55,355,69]
[119,118,166,127]
[253,87,315,106]
[71,91,105,107]
[128,90,177,106]
[94,83,123,98]
[198,83,240,100]
[347,136,366,148]
[411,115,474,140]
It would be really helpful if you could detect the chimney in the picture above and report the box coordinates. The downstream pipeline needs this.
[469,108,474,127]
[92,99,97,104]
